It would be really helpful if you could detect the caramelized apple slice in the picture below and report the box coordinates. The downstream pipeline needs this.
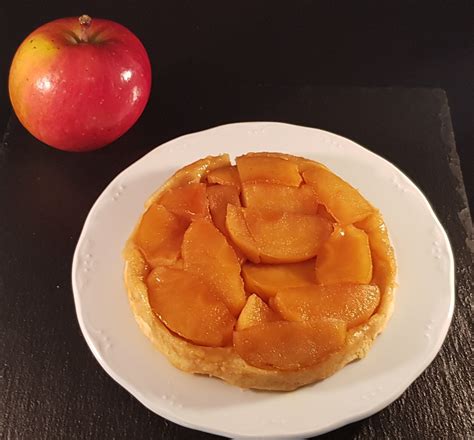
[303,167,373,225]
[238,152,327,173]
[182,219,246,316]
[272,284,380,329]
[241,183,318,214]
[207,165,241,190]
[317,204,336,223]
[225,204,261,263]
[135,204,189,266]
[315,225,372,284]
[147,266,235,347]
[292,157,329,174]
[355,212,396,289]
[235,294,280,330]
[244,208,333,263]
[206,185,241,233]
[206,185,246,262]
[236,155,302,187]
[147,155,231,205]
[157,182,209,221]
[242,260,315,300]
[168,259,184,270]
[234,320,346,370]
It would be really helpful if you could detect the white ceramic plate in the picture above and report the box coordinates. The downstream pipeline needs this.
[72,122,454,438]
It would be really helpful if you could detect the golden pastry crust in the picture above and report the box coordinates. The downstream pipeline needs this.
[123,153,396,391]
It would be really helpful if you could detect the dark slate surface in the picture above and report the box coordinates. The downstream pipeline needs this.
[0,87,472,439]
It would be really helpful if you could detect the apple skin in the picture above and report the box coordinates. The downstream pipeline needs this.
[9,16,152,152]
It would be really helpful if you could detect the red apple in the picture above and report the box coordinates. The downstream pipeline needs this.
[9,15,152,152]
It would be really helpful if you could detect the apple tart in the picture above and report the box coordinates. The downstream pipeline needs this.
[123,152,396,391]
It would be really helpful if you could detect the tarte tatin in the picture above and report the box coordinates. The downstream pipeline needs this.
[123,152,396,391]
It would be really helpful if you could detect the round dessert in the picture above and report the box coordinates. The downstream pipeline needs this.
[123,152,396,391]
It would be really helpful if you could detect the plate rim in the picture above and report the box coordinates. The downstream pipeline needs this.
[71,121,455,438]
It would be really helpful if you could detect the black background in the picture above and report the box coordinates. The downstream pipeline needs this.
[1,2,473,439]
[1,1,473,210]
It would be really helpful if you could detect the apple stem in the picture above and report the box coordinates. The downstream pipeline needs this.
[78,15,92,43]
